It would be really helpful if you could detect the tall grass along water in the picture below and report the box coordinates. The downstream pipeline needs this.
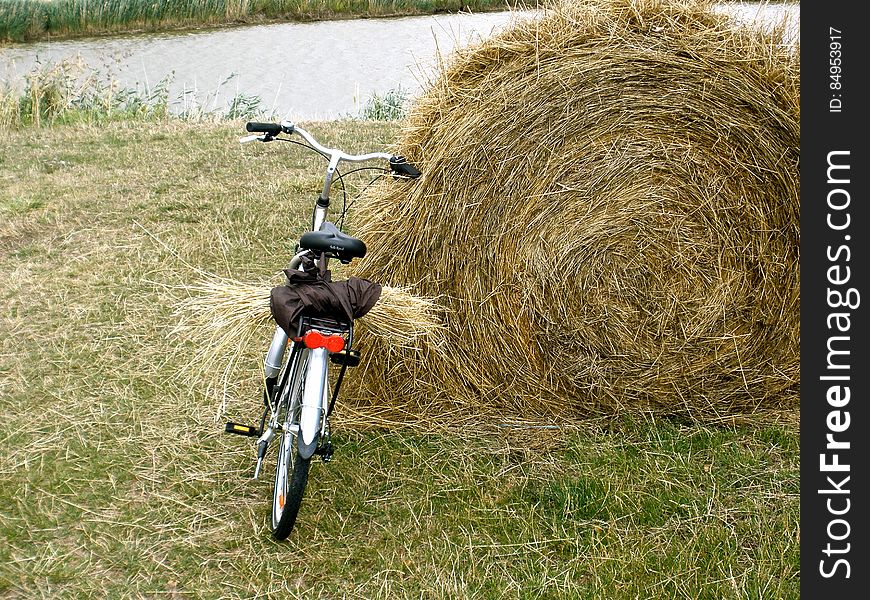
[0,0,515,42]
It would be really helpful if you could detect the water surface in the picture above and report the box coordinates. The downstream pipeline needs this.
[0,4,799,120]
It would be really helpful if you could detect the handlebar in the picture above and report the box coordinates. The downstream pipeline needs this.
[241,120,421,180]
[245,122,283,136]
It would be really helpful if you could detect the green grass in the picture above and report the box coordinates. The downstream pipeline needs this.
[358,85,411,120]
[1,59,411,128]
[0,0,520,42]
[0,59,258,128]
[0,120,799,598]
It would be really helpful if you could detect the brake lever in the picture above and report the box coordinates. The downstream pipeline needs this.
[389,155,422,179]
[239,134,276,144]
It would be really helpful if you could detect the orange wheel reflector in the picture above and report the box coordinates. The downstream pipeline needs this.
[278,495,285,509]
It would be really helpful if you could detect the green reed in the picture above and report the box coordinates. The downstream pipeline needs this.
[0,0,517,42]
[357,84,410,120]
[0,57,272,128]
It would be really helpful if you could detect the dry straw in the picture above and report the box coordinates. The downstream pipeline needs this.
[170,274,446,417]
[347,0,800,421]
[171,0,799,425]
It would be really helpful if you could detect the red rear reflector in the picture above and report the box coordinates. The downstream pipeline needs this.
[325,335,345,353]
[302,330,345,353]
[302,330,325,349]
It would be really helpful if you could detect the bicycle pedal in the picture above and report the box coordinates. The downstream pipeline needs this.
[314,443,334,463]
[330,349,361,367]
[224,422,261,437]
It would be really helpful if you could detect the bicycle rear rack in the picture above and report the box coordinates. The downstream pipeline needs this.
[296,315,351,337]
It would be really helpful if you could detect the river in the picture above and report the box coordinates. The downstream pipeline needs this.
[0,4,799,120]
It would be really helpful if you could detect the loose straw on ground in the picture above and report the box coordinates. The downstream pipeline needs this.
[169,275,447,418]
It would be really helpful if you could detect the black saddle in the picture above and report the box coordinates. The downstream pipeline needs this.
[299,222,367,263]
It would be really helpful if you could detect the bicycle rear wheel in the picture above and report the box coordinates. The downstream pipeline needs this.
[271,346,312,540]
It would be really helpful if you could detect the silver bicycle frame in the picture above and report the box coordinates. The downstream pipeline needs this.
[255,122,393,455]
[261,122,392,378]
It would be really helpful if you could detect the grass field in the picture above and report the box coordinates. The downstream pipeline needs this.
[0,120,799,598]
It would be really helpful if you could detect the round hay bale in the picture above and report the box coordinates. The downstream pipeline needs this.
[350,0,800,421]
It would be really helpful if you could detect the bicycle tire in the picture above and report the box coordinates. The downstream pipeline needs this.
[271,347,312,540]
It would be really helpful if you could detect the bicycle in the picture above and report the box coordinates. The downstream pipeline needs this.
[223,120,421,540]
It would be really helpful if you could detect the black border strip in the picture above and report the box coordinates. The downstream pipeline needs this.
[801,2,869,596]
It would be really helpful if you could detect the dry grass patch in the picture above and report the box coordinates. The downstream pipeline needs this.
[0,115,797,598]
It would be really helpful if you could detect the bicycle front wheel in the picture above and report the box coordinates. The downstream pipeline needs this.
[271,347,312,540]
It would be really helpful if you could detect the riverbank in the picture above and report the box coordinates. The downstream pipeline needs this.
[0,0,523,43]
[0,1,801,44]
[0,54,415,127]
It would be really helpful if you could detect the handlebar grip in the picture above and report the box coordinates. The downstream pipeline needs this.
[390,156,422,179]
[245,122,283,136]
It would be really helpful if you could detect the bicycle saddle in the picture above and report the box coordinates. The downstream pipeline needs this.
[299,222,367,263]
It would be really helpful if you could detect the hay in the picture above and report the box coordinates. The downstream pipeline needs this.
[169,275,447,417]
[348,0,800,420]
